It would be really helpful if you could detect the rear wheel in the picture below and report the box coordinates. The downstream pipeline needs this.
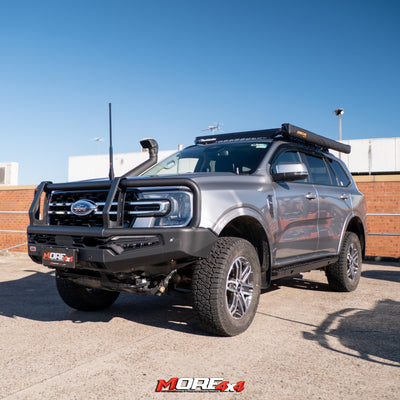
[326,232,362,292]
[192,237,261,336]
[56,272,120,311]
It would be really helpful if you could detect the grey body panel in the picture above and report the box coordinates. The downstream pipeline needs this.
[272,181,319,262]
[179,140,366,269]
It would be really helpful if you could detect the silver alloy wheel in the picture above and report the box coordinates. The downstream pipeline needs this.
[226,256,254,319]
[347,243,359,280]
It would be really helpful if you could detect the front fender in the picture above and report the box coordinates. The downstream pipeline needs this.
[211,205,269,237]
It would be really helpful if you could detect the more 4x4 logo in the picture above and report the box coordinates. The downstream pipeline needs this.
[155,378,245,393]
[42,248,76,267]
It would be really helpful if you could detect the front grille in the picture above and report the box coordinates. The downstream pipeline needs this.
[28,234,57,246]
[47,188,179,228]
[48,190,122,227]
[28,233,108,248]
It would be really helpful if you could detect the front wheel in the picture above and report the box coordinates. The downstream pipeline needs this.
[56,272,120,311]
[325,232,362,292]
[192,237,261,336]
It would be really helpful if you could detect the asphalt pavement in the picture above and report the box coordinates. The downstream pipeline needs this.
[0,253,399,399]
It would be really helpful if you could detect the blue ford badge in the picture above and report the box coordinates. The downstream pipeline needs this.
[71,200,98,216]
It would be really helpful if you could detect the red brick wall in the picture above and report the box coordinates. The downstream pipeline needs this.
[355,176,400,258]
[1,179,400,258]
[0,186,35,253]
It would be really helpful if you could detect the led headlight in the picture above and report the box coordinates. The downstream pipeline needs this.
[134,190,193,227]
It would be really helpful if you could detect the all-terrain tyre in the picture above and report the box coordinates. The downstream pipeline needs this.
[56,272,120,311]
[326,232,362,292]
[192,237,261,336]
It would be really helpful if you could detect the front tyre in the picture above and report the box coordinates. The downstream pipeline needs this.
[56,272,120,311]
[326,232,362,292]
[192,237,261,336]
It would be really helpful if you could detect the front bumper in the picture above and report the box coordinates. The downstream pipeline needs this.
[27,225,218,274]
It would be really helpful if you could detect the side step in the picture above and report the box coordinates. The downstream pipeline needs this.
[271,256,338,280]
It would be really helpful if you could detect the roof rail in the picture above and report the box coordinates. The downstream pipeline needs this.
[195,123,351,154]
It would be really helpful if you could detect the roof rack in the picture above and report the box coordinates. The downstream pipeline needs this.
[195,123,351,154]
[195,128,281,144]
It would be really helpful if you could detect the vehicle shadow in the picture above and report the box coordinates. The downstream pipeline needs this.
[0,270,207,336]
[303,299,400,367]
[362,269,400,283]
[365,259,400,268]
[272,275,330,292]
[1,269,332,336]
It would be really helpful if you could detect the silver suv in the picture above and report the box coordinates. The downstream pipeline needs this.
[27,123,367,336]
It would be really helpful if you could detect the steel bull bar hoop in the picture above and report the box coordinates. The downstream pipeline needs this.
[119,177,201,228]
[28,180,113,225]
[29,178,201,229]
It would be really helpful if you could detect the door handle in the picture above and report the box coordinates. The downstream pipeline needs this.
[340,194,349,200]
[305,192,317,200]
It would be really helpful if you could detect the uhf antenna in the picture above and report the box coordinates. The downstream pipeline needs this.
[201,122,224,134]
[108,103,115,180]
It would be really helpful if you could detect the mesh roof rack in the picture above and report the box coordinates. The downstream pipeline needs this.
[195,123,351,154]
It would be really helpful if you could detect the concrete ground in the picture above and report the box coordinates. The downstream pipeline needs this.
[0,253,399,400]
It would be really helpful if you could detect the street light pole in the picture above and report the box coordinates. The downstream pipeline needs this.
[333,108,344,141]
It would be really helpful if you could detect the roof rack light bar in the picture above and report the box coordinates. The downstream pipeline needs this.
[195,123,351,154]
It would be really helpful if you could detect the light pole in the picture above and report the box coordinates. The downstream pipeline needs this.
[333,108,344,141]
[92,137,104,154]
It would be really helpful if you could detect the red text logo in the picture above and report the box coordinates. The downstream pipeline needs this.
[155,377,245,392]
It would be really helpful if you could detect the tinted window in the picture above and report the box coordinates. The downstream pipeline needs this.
[327,159,351,187]
[143,142,270,176]
[303,154,332,185]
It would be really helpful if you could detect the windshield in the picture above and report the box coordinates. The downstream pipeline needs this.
[143,142,270,176]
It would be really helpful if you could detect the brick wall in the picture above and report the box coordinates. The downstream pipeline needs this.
[0,186,35,253]
[354,175,400,258]
[0,178,399,258]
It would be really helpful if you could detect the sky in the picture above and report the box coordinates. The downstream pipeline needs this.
[1,0,399,185]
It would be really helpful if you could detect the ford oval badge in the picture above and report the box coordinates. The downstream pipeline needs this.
[71,199,98,216]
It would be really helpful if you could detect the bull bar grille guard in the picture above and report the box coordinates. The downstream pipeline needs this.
[29,177,201,229]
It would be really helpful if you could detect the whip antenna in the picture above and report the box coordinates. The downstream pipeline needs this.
[108,103,115,180]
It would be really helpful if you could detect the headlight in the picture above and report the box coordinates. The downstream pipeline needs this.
[133,190,193,227]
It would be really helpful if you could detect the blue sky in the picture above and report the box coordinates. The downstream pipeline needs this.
[1,0,399,185]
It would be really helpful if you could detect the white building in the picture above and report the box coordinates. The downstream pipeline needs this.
[0,162,18,185]
[332,137,400,174]
[68,150,176,181]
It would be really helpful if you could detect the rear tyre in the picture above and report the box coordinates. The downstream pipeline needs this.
[326,232,362,292]
[56,272,120,311]
[192,237,261,336]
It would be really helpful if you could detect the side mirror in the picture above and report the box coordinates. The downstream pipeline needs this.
[272,162,308,182]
